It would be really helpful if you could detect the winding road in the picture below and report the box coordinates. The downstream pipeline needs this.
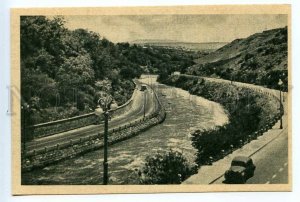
[24,74,290,185]
[26,81,158,153]
[211,127,288,184]
[181,74,289,185]
[208,77,289,185]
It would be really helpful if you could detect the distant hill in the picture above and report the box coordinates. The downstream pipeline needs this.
[187,27,288,90]
[131,40,228,52]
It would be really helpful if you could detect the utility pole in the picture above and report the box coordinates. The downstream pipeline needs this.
[143,91,146,118]
[278,79,283,129]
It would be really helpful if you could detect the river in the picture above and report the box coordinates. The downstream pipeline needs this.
[22,78,228,185]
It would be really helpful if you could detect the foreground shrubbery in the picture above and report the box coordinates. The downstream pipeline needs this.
[137,150,197,184]
[162,75,281,166]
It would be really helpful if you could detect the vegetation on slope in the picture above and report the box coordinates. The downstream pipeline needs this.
[161,75,282,166]
[186,27,288,90]
[21,16,197,125]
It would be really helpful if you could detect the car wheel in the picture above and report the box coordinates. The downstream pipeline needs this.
[240,174,246,184]
[250,170,255,177]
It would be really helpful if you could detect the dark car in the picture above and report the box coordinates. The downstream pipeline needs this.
[140,84,147,91]
[224,156,256,184]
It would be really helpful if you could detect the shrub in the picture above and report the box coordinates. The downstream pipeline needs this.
[163,75,280,167]
[139,150,197,184]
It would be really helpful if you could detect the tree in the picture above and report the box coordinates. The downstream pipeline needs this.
[21,16,67,73]
[57,54,95,89]
[120,67,137,79]
[139,150,197,184]
[21,69,58,108]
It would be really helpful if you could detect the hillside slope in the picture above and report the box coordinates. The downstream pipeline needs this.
[21,16,197,125]
[187,27,288,90]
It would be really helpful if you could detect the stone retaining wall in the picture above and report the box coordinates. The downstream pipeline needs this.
[22,86,166,171]
[26,82,138,139]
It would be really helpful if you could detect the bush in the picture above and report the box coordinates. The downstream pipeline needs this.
[163,75,280,167]
[139,150,197,184]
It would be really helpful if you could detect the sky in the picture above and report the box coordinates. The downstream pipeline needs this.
[64,14,287,43]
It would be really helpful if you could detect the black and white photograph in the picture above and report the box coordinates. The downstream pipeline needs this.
[10,5,291,194]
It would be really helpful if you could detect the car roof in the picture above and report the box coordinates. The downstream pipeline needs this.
[232,156,251,163]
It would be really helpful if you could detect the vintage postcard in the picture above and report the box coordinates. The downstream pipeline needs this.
[11,5,291,194]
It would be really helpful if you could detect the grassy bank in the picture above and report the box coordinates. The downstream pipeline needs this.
[161,75,282,166]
